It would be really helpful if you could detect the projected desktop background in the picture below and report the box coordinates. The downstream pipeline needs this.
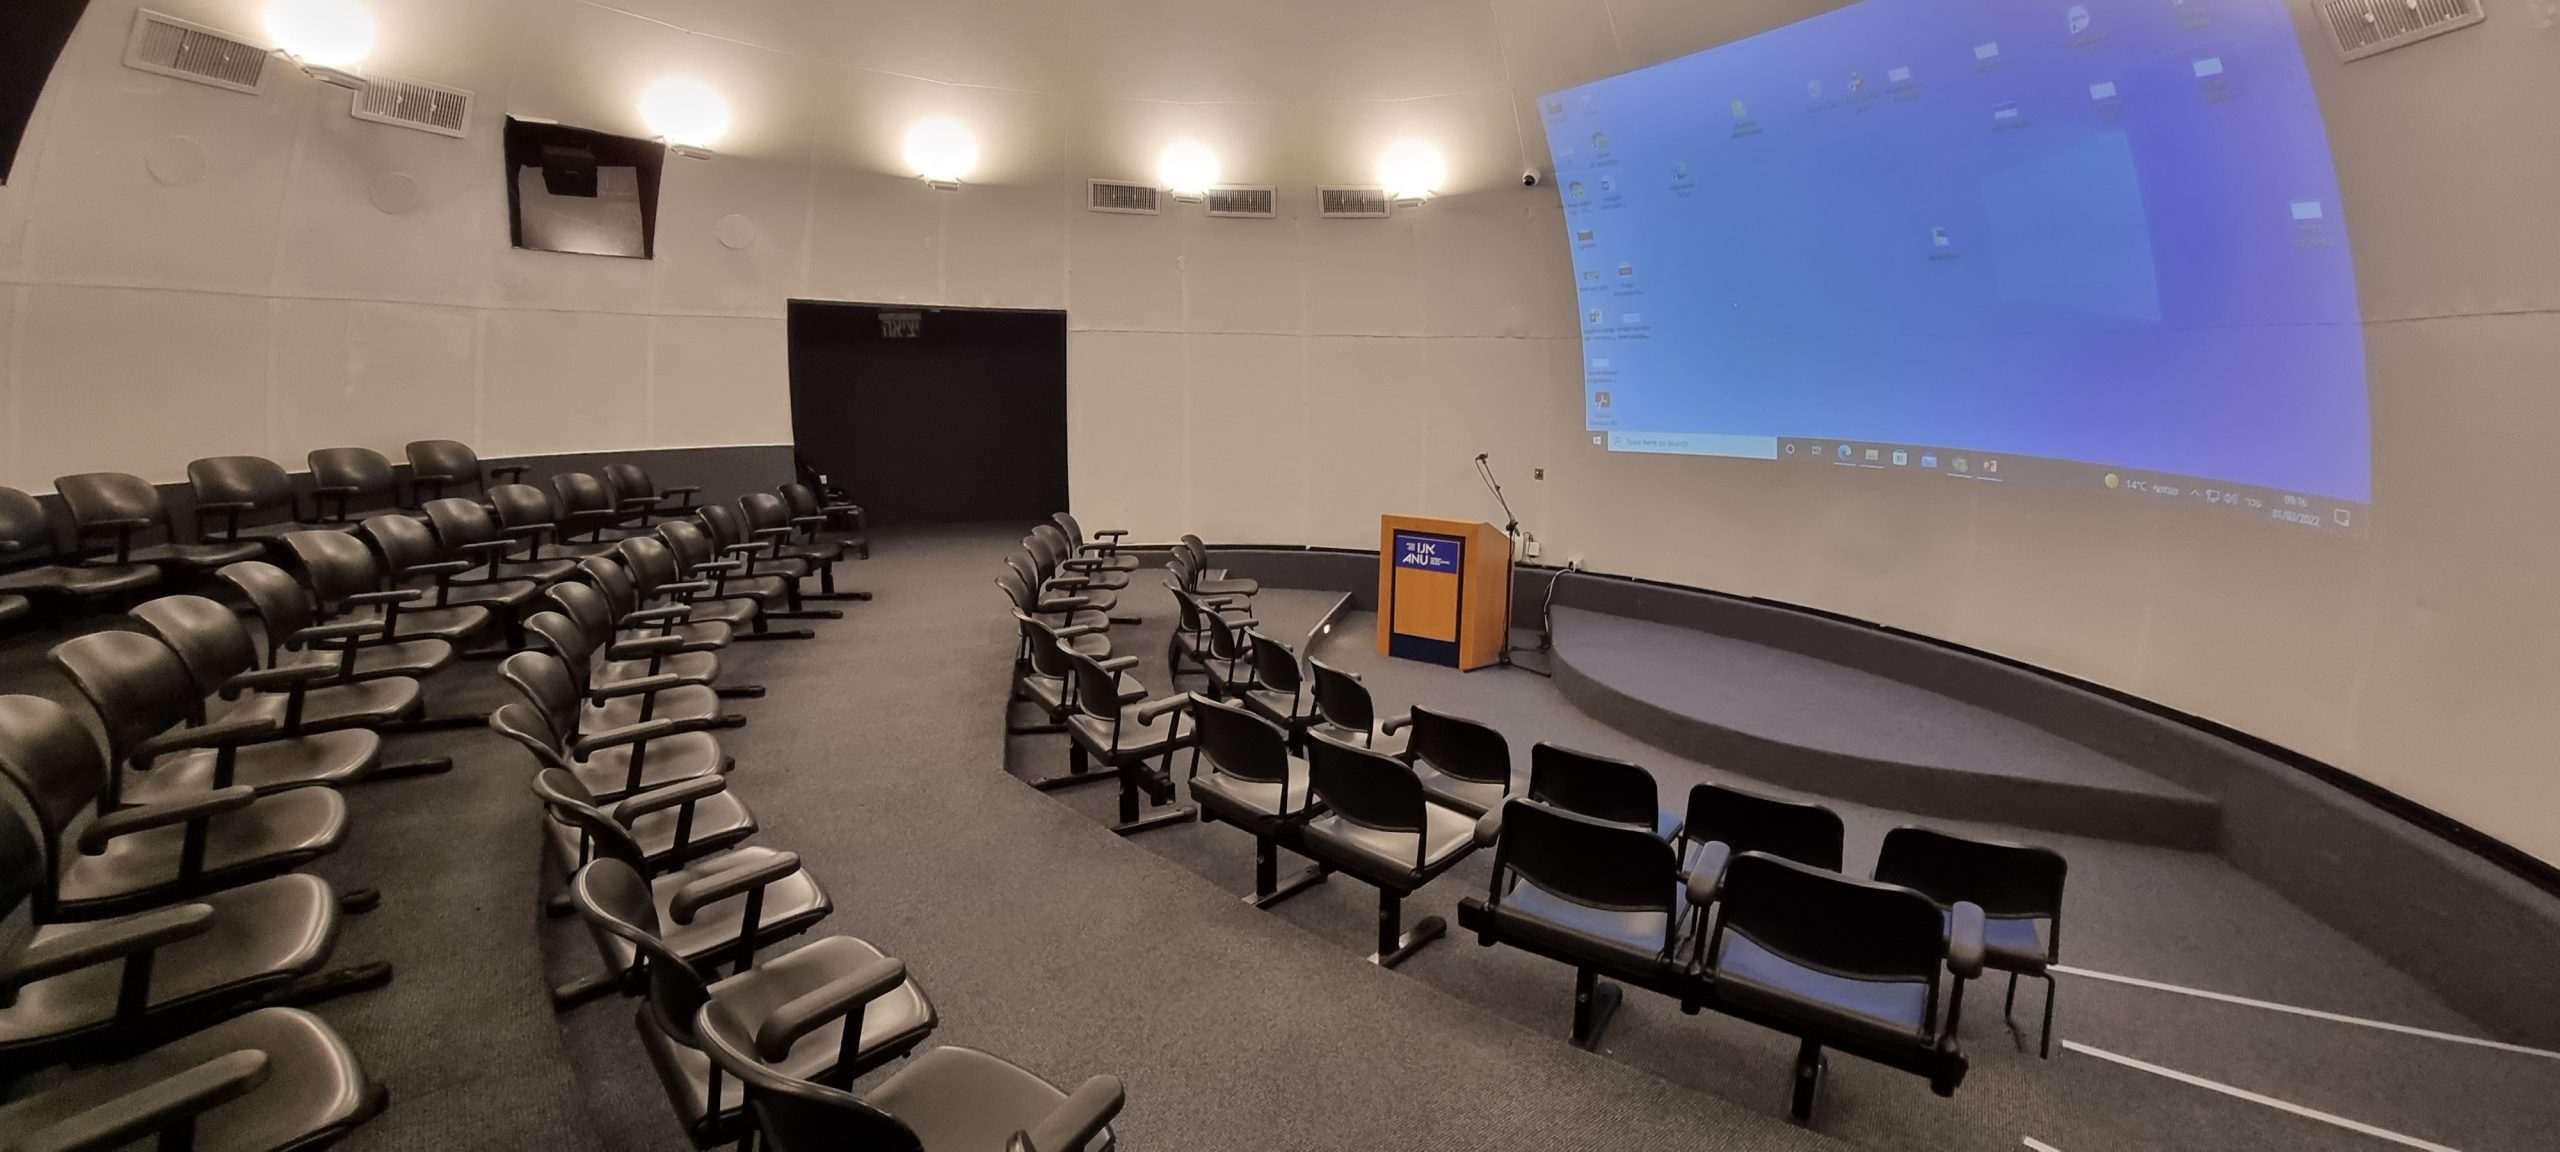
[1546,0,2370,531]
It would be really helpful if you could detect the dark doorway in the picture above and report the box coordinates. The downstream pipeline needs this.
[785,301,1069,528]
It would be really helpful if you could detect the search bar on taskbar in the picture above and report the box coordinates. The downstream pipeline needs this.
[1604,431,1781,459]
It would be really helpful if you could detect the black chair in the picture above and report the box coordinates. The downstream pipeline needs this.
[1238,631,1314,747]
[697,1014,1121,1152]
[185,456,345,546]
[0,771,386,1068]
[54,472,263,571]
[1025,528,1128,594]
[1457,798,1693,1048]
[0,1007,387,1150]
[1172,536,1256,598]
[1528,743,1680,841]
[549,580,733,697]
[777,483,867,559]
[999,558,1109,634]
[1296,733,1479,967]
[741,492,867,602]
[406,438,523,505]
[1306,658,1401,753]
[1699,852,1983,1122]
[1052,512,1128,562]
[1186,694,1329,909]
[499,651,729,804]
[490,483,619,561]
[550,473,641,546]
[1676,783,1846,911]
[0,486,160,614]
[1198,608,1260,701]
[603,462,698,528]
[361,512,536,651]
[0,694,349,921]
[491,707,756,879]
[1385,706,1512,818]
[529,768,827,1011]
[522,607,736,733]
[577,556,741,664]
[283,530,491,650]
[570,858,937,1146]
[304,447,406,525]
[217,561,451,689]
[48,629,379,804]
[1057,647,1193,835]
[127,595,450,780]
[1164,585,1246,682]
[1037,520,1134,574]
[645,525,802,643]
[1871,826,2068,1058]
[1006,612,1117,744]
[420,496,577,586]
[698,504,836,621]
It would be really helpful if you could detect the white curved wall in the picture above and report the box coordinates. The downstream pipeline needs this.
[2,0,2556,865]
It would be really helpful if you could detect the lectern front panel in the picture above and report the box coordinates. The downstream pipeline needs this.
[1387,529,1466,666]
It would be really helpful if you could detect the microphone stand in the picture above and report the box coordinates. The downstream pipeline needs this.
[1477,456,1553,677]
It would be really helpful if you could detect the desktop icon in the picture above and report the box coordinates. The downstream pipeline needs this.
[1599,176,1617,194]
[1618,262,1635,278]
[1992,101,2022,125]
[1545,100,1564,115]
[1672,161,1689,180]
[1848,72,1866,93]
[1569,180,1587,199]
[1592,434,1607,447]
[2105,473,2120,489]
[1984,460,1998,475]
[1921,454,1938,469]
[1575,229,1596,243]
[1592,131,1610,151]
[1621,312,1642,324]
[1594,392,1612,408]
[2334,508,2351,527]
[2090,80,2119,101]
[2194,57,2225,77]
[1892,450,1908,466]
[2290,200,2324,221]
[1887,66,1912,84]
[1731,99,1749,119]
[2066,5,2092,35]
[1588,309,1604,324]
[1931,226,1953,248]
[1864,448,1880,462]
[1583,270,1601,282]
[1838,445,1853,460]
[1807,80,1824,99]
[1954,458,1970,473]
[1975,42,2002,61]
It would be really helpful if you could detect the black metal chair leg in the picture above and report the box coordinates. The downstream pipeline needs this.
[1371,891,1445,968]
[2039,972,2057,1059]
[1028,742,1116,790]
[1110,759,1193,836]
[1248,839,1328,909]
[1571,967,1622,1049]
[2003,972,2028,1052]
[1790,1039,1826,1123]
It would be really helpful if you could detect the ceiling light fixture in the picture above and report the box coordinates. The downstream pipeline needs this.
[1379,139,1446,205]
[904,117,979,189]
[640,78,730,159]
[1158,140,1220,202]
[266,0,376,88]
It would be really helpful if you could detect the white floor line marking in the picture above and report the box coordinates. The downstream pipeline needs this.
[2021,1138,2064,1152]
[2062,1041,2464,1152]
[2052,964,2560,1063]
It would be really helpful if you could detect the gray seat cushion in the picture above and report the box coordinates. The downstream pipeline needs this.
[219,676,421,735]
[276,638,453,682]
[58,787,348,915]
[0,874,334,1052]
[1066,707,1190,761]
[0,1007,374,1152]
[583,683,721,732]
[600,651,718,686]
[1489,875,1687,973]
[1980,916,2048,975]
[1414,765,1508,818]
[1712,932,1934,1050]
[570,730,724,802]
[1299,801,1474,888]
[544,790,756,875]
[1189,757,1317,826]
[128,728,380,801]
[0,562,159,598]
[670,936,938,1116]
[1243,684,1311,727]
[590,846,827,973]
[867,1046,1108,1152]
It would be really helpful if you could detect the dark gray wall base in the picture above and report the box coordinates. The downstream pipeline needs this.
[1209,544,2560,1047]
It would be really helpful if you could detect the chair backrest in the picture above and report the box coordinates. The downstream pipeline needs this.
[1307,659,1373,734]
[306,448,397,519]
[46,631,197,804]
[487,701,571,770]
[601,463,654,503]
[129,595,261,708]
[1492,799,1680,924]
[405,440,482,495]
[551,473,617,524]
[1053,512,1085,549]
[1246,631,1300,694]
[1528,743,1661,830]
[0,488,54,561]
[54,473,167,535]
[658,520,718,576]
[361,513,447,579]
[697,503,749,551]
[617,537,684,596]
[1683,783,1846,873]
[488,484,560,533]
[1165,586,1230,635]
[0,695,108,892]
[1165,550,1199,592]
[739,492,792,534]
[778,483,823,520]
[550,581,618,640]
[1306,733,1426,840]
[1029,523,1074,560]
[1014,613,1082,681]
[997,557,1046,614]
[581,557,643,618]
[1058,646,1136,722]
[218,561,320,660]
[530,767,648,872]
[284,530,384,607]
[523,611,600,688]
[500,650,584,742]
[1716,851,1950,997]
[1019,533,1064,581]
[1405,708,1509,787]
[570,858,713,1049]
[694,1016,922,1152]
[1190,694,1291,786]
[1872,826,2067,929]
[422,497,502,551]
[186,456,294,516]
[0,793,52,947]
[1205,610,1253,666]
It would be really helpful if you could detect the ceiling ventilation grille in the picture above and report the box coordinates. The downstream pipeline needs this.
[354,73,474,138]
[1088,179,1160,214]
[1319,186,1391,218]
[124,10,269,95]
[2311,0,2484,60]
[1205,186,1276,218]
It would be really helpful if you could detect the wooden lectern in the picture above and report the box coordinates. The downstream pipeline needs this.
[1376,515,1513,671]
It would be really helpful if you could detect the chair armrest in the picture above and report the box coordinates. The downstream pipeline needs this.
[192,500,256,515]
[616,496,662,513]
[1683,842,1732,908]
[5,903,217,989]
[1379,712,1415,735]
[749,527,795,543]
[1053,623,1106,639]
[610,774,727,823]
[1057,556,1112,572]
[1947,901,1986,979]
[1473,808,1504,849]
[1135,695,1189,724]
[607,635,688,660]
[456,540,515,561]
[403,558,475,578]
[221,662,343,694]
[132,714,281,762]
[498,523,553,541]
[623,605,695,625]
[591,673,698,701]
[343,589,424,608]
[79,787,258,854]
[292,620,388,645]
[1035,596,1092,613]
[789,515,829,531]
[572,718,679,758]
[752,956,908,1062]
[1090,528,1129,540]
[1095,655,1140,673]
[657,580,716,597]
[1010,1075,1127,1152]
[18,1050,272,1152]
[662,486,700,499]
[670,851,802,925]
[694,558,750,574]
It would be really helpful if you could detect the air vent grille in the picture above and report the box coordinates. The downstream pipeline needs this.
[124,10,269,95]
[1088,179,1160,215]
[1205,186,1277,218]
[1319,186,1391,218]
[2312,0,2484,60]
[355,73,474,138]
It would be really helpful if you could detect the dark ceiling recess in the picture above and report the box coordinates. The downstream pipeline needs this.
[503,116,666,258]
[0,1,92,184]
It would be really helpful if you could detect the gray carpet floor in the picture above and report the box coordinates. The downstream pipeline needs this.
[4,524,2555,1151]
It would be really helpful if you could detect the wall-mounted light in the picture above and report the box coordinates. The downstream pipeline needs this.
[1379,139,1446,205]
[1158,140,1220,202]
[266,0,375,88]
[904,118,978,189]
[640,78,729,160]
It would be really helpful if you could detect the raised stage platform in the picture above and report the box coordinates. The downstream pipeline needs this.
[1551,607,2221,849]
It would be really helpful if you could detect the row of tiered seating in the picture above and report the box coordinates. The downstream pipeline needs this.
[1002,524,2068,1125]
